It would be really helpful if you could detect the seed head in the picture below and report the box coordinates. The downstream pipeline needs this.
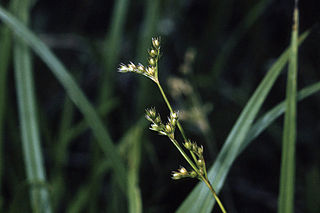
[184,140,192,150]
[171,167,196,180]
[149,49,157,57]
[169,111,178,127]
[171,166,188,180]
[197,159,204,167]
[145,108,157,122]
[148,58,156,66]
[165,123,173,134]
[137,63,145,72]
[146,66,156,76]
[152,37,160,49]
[197,145,204,156]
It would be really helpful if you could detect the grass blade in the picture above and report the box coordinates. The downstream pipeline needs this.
[210,0,269,82]
[177,31,308,213]
[278,4,299,213]
[127,124,144,213]
[12,0,51,212]
[98,0,129,102]
[0,6,127,191]
[240,80,320,154]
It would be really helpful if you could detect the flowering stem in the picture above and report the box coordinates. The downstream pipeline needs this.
[156,81,227,213]
[201,177,227,213]
[169,138,200,175]
[156,82,187,141]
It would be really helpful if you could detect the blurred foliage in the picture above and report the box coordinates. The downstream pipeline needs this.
[0,0,320,212]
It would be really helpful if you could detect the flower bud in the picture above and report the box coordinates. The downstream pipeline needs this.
[148,58,156,66]
[190,171,197,178]
[149,49,157,57]
[152,37,160,49]
[197,159,204,167]
[184,140,192,150]
[165,123,173,134]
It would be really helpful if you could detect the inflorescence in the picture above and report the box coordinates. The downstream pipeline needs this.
[118,37,227,213]
[118,37,161,83]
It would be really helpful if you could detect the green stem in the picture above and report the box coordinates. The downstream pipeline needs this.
[156,82,187,141]
[169,138,200,175]
[201,177,227,213]
[157,82,227,213]
[171,136,226,213]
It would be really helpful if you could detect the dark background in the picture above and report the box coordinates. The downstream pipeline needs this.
[1,0,320,212]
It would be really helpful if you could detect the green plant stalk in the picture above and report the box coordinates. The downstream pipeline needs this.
[278,4,299,213]
[98,0,129,103]
[170,136,226,213]
[12,0,52,212]
[156,79,226,212]
[157,80,201,169]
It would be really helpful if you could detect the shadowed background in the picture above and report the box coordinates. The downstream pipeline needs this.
[0,0,320,212]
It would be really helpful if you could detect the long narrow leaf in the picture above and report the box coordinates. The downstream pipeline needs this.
[0,6,127,191]
[12,0,51,212]
[240,81,320,154]
[98,0,129,102]
[278,5,299,213]
[127,124,144,213]
[177,31,308,213]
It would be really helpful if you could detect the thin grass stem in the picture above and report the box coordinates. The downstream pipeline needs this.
[156,81,227,213]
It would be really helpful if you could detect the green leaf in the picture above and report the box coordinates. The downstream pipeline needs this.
[98,0,129,102]
[0,5,127,191]
[240,81,320,154]
[12,0,51,212]
[278,5,299,213]
[127,124,144,213]
[176,31,309,213]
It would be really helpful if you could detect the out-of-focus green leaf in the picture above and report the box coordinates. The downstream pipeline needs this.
[0,5,127,191]
[240,81,320,153]
[12,0,51,212]
[278,6,299,213]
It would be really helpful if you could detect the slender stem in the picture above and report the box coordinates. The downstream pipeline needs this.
[169,138,201,174]
[201,177,227,213]
[156,82,187,141]
[157,81,227,213]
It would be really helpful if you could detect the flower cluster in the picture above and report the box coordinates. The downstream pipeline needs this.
[118,37,161,83]
[184,140,206,177]
[148,37,160,65]
[145,108,178,140]
[118,62,157,82]
[118,36,226,212]
[171,167,197,180]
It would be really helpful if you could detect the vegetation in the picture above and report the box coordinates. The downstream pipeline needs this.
[0,0,319,212]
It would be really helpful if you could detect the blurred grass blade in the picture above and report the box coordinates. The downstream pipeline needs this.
[12,0,51,212]
[66,118,146,213]
[98,0,129,102]
[177,31,309,213]
[240,80,320,153]
[278,5,299,213]
[210,0,269,82]
[136,0,160,112]
[126,124,144,213]
[0,6,127,191]
[66,161,111,213]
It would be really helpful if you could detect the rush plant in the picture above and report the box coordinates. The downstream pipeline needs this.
[119,37,227,213]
